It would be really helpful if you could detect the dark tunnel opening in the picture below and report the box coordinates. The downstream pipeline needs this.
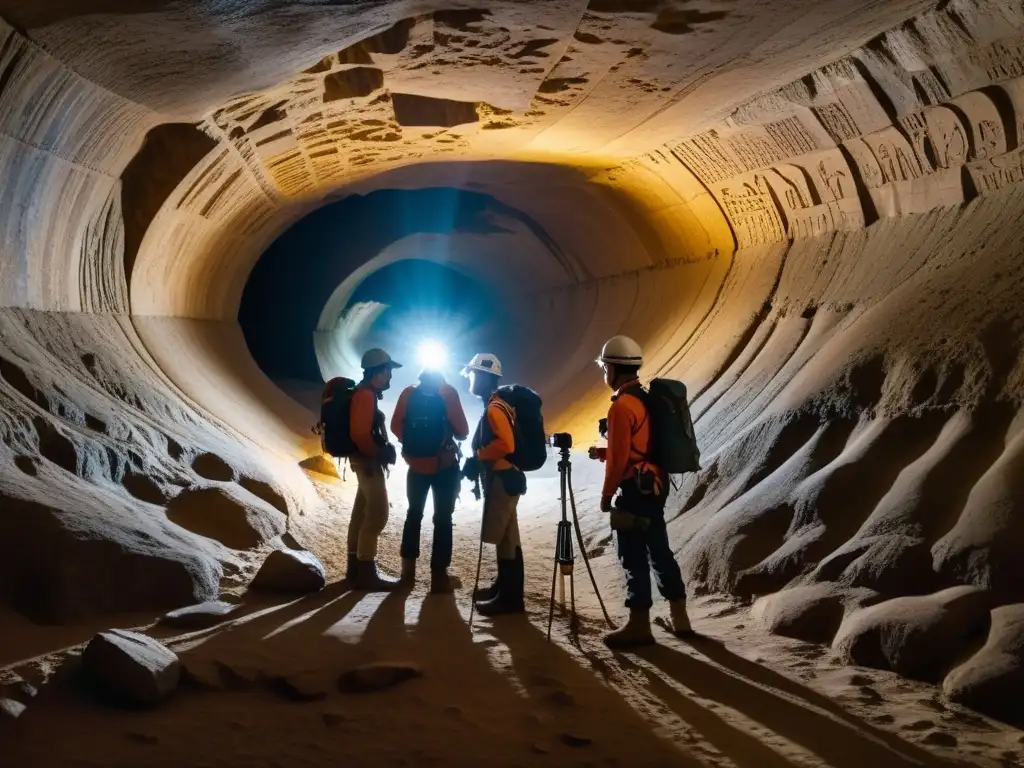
[238,185,554,388]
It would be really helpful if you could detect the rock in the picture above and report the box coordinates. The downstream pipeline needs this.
[250,549,326,593]
[160,600,238,629]
[751,583,877,644]
[922,731,958,747]
[268,673,329,702]
[299,454,339,478]
[337,662,422,693]
[165,484,285,550]
[560,732,593,747]
[238,476,289,515]
[0,493,221,623]
[943,603,1024,726]
[0,698,26,721]
[832,586,993,682]
[191,452,236,481]
[181,658,227,690]
[82,629,181,706]
[321,710,346,727]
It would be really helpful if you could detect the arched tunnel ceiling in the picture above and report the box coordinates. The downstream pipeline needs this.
[3,0,1024,738]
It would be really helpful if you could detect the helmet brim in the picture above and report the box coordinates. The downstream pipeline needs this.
[461,365,502,378]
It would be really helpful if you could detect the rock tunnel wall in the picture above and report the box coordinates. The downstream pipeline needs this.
[1,0,1023,718]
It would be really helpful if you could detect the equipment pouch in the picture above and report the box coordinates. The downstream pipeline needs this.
[497,468,526,497]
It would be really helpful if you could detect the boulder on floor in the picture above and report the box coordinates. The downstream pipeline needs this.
[832,586,993,682]
[943,603,1024,726]
[82,629,181,706]
[250,549,326,593]
[160,600,238,629]
[751,582,878,644]
[337,662,422,693]
[299,454,339,478]
[165,484,285,550]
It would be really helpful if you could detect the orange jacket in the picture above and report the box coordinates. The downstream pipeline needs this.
[602,381,659,498]
[350,386,386,461]
[474,395,516,471]
[390,382,469,474]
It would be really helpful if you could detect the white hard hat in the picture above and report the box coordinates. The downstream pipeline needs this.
[461,353,503,378]
[596,335,643,366]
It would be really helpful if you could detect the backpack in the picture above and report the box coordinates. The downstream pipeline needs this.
[319,377,359,458]
[402,387,450,458]
[495,385,547,472]
[630,379,701,474]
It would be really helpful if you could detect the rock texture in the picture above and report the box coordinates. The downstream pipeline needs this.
[0,0,1022,728]
[250,549,327,593]
[159,600,239,629]
[82,630,181,706]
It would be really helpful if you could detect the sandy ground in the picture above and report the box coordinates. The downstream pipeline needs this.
[3,461,1022,768]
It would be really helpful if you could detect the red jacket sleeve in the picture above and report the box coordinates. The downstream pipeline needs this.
[441,384,470,441]
[476,400,514,462]
[602,398,634,498]
[350,388,380,459]
[390,387,411,443]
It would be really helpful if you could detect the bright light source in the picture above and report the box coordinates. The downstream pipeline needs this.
[417,339,448,370]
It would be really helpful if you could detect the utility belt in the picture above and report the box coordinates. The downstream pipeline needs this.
[609,463,664,533]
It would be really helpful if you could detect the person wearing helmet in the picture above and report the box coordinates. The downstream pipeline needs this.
[347,348,402,591]
[390,367,469,593]
[461,353,526,617]
[593,335,692,648]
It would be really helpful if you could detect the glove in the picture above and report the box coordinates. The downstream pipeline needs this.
[462,456,481,481]
[381,444,397,466]
[600,494,614,513]
[589,446,607,462]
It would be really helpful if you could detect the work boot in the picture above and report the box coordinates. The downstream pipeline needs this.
[472,558,504,602]
[477,548,525,617]
[430,570,460,594]
[353,559,400,592]
[668,598,695,638]
[344,552,358,583]
[400,558,416,586]
[603,609,656,649]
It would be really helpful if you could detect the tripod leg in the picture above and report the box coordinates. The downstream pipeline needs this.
[546,551,559,641]
[568,471,616,629]
[569,569,578,635]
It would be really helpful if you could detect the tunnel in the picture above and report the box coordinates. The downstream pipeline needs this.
[2,0,1024,762]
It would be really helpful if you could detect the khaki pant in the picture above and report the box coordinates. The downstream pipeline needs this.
[347,462,389,561]
[481,476,520,560]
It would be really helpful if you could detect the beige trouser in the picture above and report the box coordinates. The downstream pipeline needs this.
[347,461,389,561]
[481,475,521,560]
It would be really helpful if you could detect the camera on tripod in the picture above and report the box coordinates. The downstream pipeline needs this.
[549,432,572,451]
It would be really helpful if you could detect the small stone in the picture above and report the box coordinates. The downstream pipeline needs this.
[337,662,422,693]
[858,686,882,702]
[160,601,238,629]
[182,659,227,690]
[82,629,180,706]
[922,731,958,747]
[849,674,873,686]
[904,719,935,731]
[0,698,27,720]
[560,732,593,748]
[269,674,328,702]
[250,549,326,593]
[322,711,346,727]
[0,680,38,702]
[530,743,550,755]
[872,713,895,724]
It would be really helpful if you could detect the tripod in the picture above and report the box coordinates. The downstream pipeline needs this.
[547,445,615,641]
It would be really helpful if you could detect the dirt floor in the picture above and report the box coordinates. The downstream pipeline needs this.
[2,463,1022,768]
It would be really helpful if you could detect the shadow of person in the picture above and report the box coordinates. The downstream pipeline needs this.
[485,614,706,766]
[631,639,962,768]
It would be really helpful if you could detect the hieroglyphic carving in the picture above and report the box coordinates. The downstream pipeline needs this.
[670,130,742,185]
[968,38,1024,84]
[966,146,1024,194]
[717,174,787,247]
[812,101,861,142]
[728,130,785,173]
[859,126,926,185]
[764,116,819,157]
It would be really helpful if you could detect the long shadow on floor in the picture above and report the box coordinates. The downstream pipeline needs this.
[620,636,964,768]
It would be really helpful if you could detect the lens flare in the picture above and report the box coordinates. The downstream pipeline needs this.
[417,339,448,370]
